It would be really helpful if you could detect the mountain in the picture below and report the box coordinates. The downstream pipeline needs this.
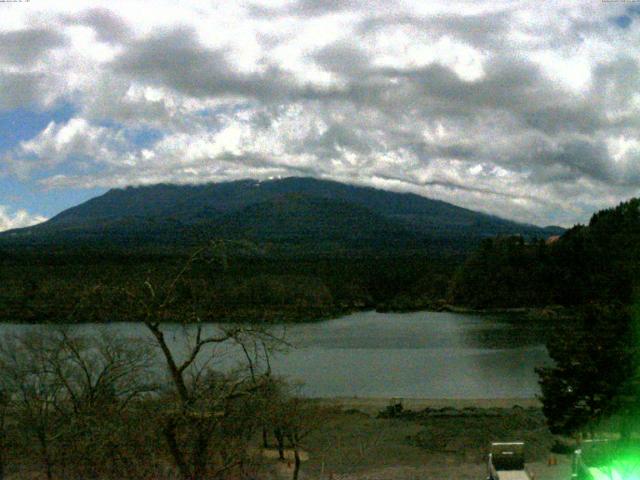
[0,177,563,253]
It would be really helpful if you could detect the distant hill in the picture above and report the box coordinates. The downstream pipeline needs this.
[0,177,563,253]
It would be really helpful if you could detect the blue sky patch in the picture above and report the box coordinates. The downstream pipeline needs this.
[126,126,164,149]
[0,102,75,153]
[0,177,105,218]
[0,103,108,218]
[612,14,632,29]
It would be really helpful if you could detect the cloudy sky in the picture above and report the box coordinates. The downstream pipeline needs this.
[0,0,639,231]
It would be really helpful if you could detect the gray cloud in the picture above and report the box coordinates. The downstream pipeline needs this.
[249,0,376,18]
[313,42,371,78]
[0,72,44,109]
[0,28,66,65]
[111,27,322,102]
[592,56,640,114]
[357,9,512,50]
[62,8,131,43]
[292,0,366,15]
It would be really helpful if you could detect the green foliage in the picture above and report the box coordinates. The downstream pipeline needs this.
[449,236,556,308]
[450,198,640,308]
[535,304,637,436]
[440,199,640,441]
[0,250,457,323]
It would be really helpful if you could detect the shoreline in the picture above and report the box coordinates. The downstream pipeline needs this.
[0,304,562,325]
[314,396,541,414]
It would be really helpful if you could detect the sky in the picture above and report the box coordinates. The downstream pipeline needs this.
[0,0,639,231]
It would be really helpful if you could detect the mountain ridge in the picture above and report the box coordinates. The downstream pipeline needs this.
[1,177,564,252]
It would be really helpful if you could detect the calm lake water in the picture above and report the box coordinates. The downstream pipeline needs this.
[0,311,550,399]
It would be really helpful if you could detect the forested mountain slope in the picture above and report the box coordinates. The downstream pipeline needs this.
[1,177,562,254]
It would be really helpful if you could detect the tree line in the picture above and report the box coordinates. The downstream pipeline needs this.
[449,199,640,309]
[0,248,456,324]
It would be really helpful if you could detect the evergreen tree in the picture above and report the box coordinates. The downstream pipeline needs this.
[536,304,638,436]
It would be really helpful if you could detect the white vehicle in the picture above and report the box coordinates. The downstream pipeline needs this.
[487,442,532,480]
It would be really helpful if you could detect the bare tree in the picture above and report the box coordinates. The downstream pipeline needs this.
[237,323,291,451]
[53,328,155,415]
[126,243,287,480]
[0,388,7,480]
[52,329,156,479]
[0,328,155,480]
[268,387,330,480]
[0,331,65,480]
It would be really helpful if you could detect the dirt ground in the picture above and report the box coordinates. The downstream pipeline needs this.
[268,398,573,480]
[274,458,571,480]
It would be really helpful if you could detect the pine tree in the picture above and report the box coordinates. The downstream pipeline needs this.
[536,304,638,437]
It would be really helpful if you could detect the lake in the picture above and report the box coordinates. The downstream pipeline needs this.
[0,310,550,399]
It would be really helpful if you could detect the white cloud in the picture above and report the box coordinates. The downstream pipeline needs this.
[0,206,47,232]
[8,117,128,177]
